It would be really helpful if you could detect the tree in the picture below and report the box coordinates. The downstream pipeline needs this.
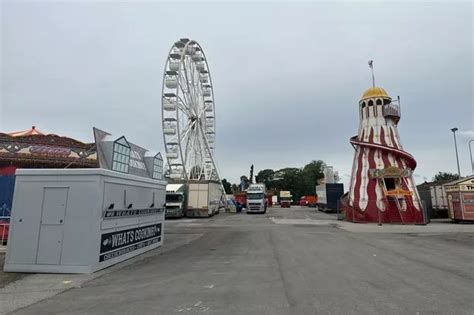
[250,164,254,184]
[221,178,232,194]
[255,169,275,188]
[240,175,250,190]
[433,172,460,182]
[231,184,239,193]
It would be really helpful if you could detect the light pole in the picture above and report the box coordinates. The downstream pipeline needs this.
[469,139,474,175]
[451,128,461,177]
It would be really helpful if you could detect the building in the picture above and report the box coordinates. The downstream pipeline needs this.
[342,87,424,224]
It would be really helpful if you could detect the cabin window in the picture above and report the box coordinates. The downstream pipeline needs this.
[384,178,396,190]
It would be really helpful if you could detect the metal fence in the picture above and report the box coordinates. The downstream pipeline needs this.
[0,217,9,245]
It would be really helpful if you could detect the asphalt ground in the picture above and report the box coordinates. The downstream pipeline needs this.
[3,206,474,314]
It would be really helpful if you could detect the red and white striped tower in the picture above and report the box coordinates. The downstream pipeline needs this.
[342,67,424,224]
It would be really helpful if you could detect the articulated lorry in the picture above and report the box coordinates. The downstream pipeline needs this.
[165,183,187,218]
[186,181,222,217]
[280,191,292,208]
[246,184,267,214]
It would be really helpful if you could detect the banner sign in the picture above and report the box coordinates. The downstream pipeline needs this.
[384,188,413,196]
[99,223,162,262]
[103,207,164,219]
[369,166,412,179]
[30,145,71,157]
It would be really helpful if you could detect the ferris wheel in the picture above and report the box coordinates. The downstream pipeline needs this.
[161,38,220,182]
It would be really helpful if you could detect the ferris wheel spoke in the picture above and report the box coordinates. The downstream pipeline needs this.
[189,58,199,109]
[177,76,195,116]
[181,56,197,111]
[182,124,197,168]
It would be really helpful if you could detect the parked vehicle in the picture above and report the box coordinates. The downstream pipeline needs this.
[165,183,187,218]
[300,195,317,207]
[247,184,267,214]
[272,195,278,205]
[280,190,292,208]
[186,181,222,217]
[316,183,344,212]
[417,181,449,219]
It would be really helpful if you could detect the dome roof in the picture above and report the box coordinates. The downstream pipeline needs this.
[361,87,391,100]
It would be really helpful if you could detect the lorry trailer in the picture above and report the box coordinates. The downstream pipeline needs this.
[186,181,222,217]
[316,183,344,212]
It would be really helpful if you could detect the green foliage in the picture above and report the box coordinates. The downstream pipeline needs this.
[250,164,254,184]
[433,172,460,182]
[221,178,232,194]
[231,183,239,193]
[255,160,327,201]
[255,169,276,187]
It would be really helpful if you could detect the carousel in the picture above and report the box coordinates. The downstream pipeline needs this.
[0,126,97,175]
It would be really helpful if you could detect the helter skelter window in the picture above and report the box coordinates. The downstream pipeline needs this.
[112,137,130,174]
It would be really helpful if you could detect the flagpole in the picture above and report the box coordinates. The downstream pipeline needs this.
[368,60,375,87]
[371,66,375,87]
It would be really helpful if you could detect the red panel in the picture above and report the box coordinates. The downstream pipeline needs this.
[0,166,17,176]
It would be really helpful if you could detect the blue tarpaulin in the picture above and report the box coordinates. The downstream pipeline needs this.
[0,175,15,217]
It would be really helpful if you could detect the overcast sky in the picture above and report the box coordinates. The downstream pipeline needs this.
[1,1,473,186]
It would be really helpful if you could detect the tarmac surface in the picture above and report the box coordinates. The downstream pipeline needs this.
[2,206,474,314]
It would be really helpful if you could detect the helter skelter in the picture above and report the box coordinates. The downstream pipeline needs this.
[342,61,424,224]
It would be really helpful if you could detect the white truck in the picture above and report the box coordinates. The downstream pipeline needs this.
[165,183,187,218]
[186,181,222,217]
[246,183,267,214]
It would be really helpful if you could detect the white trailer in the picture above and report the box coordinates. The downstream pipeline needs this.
[186,181,222,217]
[430,185,448,211]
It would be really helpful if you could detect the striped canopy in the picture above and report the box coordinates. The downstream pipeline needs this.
[8,126,45,137]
